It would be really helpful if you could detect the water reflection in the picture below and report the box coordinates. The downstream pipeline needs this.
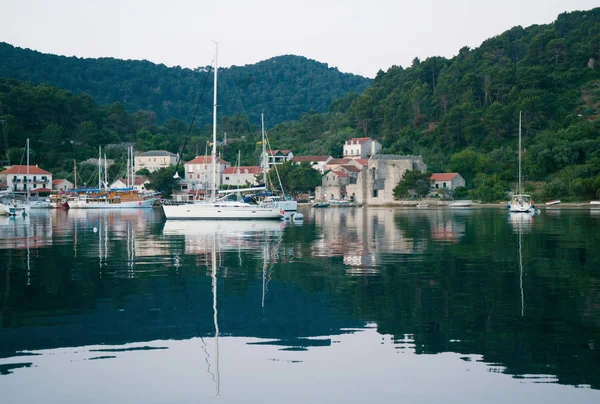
[0,208,599,402]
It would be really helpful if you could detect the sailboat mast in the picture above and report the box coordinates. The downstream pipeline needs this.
[98,146,101,190]
[261,113,267,187]
[26,138,29,200]
[104,153,108,190]
[211,42,219,203]
[518,111,522,194]
[74,159,77,189]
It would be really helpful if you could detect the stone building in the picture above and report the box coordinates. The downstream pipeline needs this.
[346,155,427,205]
[430,173,465,196]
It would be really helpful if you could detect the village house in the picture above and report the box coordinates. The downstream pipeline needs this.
[52,178,75,192]
[222,166,262,187]
[343,137,382,159]
[266,150,294,168]
[0,165,53,194]
[181,156,231,191]
[430,173,465,195]
[135,150,178,173]
[291,155,332,174]
[110,176,151,192]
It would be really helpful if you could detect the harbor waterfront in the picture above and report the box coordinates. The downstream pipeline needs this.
[0,207,599,403]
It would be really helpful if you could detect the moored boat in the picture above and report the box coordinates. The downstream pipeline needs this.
[546,200,561,206]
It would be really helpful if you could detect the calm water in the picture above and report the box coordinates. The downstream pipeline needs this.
[0,207,599,403]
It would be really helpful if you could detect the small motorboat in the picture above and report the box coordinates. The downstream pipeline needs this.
[546,200,561,206]
[313,202,330,208]
[417,203,429,208]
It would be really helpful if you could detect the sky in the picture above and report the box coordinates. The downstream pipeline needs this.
[1,0,598,78]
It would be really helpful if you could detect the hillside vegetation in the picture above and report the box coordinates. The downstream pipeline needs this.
[0,43,371,127]
[267,8,600,201]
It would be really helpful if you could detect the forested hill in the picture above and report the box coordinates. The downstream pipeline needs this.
[0,43,371,126]
[266,7,600,201]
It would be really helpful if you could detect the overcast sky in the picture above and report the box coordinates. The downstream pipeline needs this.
[1,0,598,78]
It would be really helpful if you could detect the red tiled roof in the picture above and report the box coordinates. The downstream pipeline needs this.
[0,183,8,189]
[356,159,369,167]
[31,188,53,193]
[431,173,458,181]
[280,150,292,155]
[115,177,149,186]
[346,137,371,145]
[223,166,262,175]
[52,179,67,185]
[0,165,51,175]
[186,156,230,165]
[341,165,361,173]
[328,158,350,165]
[332,171,348,177]
[292,156,331,162]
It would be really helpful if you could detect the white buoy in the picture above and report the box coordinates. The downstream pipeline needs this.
[93,227,98,233]
[292,212,304,222]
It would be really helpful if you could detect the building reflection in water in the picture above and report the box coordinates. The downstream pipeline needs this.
[308,207,468,274]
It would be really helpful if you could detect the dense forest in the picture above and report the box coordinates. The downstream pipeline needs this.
[2,8,600,201]
[0,43,371,127]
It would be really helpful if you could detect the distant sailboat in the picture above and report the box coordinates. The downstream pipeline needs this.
[508,112,537,213]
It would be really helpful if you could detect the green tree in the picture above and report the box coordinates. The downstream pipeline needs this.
[393,170,433,199]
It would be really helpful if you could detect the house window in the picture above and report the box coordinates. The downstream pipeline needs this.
[436,183,439,189]
[372,189,378,198]
[197,174,200,179]
[225,176,230,180]
[443,182,447,188]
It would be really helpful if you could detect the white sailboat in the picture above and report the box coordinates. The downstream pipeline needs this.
[162,43,283,221]
[508,112,537,213]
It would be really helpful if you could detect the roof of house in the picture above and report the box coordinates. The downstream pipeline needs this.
[267,150,292,156]
[186,156,230,165]
[31,187,53,193]
[0,165,52,175]
[292,156,331,162]
[223,166,262,175]
[371,154,422,161]
[356,159,369,167]
[114,176,149,186]
[52,179,69,185]
[0,183,7,189]
[341,165,361,173]
[345,137,372,145]
[138,150,178,157]
[431,173,459,181]
[332,170,348,178]
[328,158,351,166]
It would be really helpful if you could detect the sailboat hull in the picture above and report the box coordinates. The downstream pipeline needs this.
[162,203,284,220]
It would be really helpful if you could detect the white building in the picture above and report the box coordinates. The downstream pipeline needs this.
[110,176,151,192]
[430,173,465,195]
[266,150,294,168]
[343,137,382,159]
[182,156,231,191]
[291,155,332,174]
[135,150,178,173]
[222,166,262,187]
[52,178,75,191]
[0,165,53,193]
